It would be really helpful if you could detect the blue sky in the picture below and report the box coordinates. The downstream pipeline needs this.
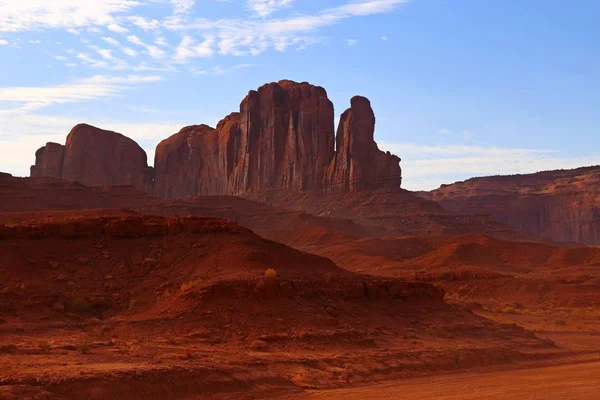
[1,0,599,190]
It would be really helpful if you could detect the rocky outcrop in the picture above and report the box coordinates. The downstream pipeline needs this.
[31,81,402,198]
[423,166,600,245]
[154,80,401,198]
[325,96,401,192]
[30,124,154,193]
[153,124,225,199]
[30,142,65,178]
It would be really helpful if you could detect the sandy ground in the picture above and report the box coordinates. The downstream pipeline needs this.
[289,361,600,400]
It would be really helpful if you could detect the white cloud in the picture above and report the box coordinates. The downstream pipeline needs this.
[168,0,409,57]
[0,39,8,45]
[123,47,139,57]
[77,52,109,68]
[0,1,141,32]
[127,35,144,46]
[127,35,166,59]
[381,35,387,41]
[97,48,113,60]
[155,36,168,47]
[247,0,295,17]
[102,36,139,57]
[101,36,120,47]
[128,16,160,31]
[2,0,409,69]
[378,141,600,191]
[347,38,358,46]
[171,0,195,15]
[0,74,163,113]
[174,35,214,63]
[106,23,129,33]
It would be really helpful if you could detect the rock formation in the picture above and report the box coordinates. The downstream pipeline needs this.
[31,80,402,198]
[30,142,65,179]
[422,166,600,245]
[325,96,401,192]
[153,80,401,198]
[30,124,154,193]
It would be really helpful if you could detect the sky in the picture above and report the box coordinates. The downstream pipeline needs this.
[1,0,599,191]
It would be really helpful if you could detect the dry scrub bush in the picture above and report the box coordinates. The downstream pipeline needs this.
[78,341,91,354]
[501,306,518,315]
[180,278,202,293]
[265,268,277,279]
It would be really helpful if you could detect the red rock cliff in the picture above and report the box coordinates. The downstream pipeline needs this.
[30,124,154,193]
[31,81,402,198]
[325,96,401,192]
[424,166,600,245]
[30,142,65,178]
[153,80,401,198]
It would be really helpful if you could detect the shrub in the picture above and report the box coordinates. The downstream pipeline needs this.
[502,306,518,315]
[157,289,172,302]
[180,278,202,293]
[77,341,91,354]
[38,342,52,353]
[264,268,277,279]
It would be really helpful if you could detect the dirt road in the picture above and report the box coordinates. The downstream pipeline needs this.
[290,361,600,399]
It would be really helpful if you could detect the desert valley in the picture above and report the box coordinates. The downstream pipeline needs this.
[0,80,599,399]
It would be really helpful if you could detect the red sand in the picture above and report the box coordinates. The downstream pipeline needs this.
[1,175,599,399]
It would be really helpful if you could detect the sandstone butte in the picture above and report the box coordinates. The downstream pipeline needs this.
[30,80,402,197]
[30,124,155,193]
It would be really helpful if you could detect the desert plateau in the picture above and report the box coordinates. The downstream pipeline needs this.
[0,79,599,399]
[2,2,600,398]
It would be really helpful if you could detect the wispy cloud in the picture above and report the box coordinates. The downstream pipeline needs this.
[347,38,358,46]
[128,16,161,31]
[127,35,166,59]
[0,1,141,32]
[174,35,215,63]
[107,23,129,34]
[0,74,163,114]
[247,0,295,17]
[171,0,196,15]
[1,0,410,71]
[165,0,410,57]
[102,36,139,57]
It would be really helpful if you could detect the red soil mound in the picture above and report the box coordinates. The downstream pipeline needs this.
[0,173,156,213]
[0,214,555,399]
[244,189,521,239]
[308,233,600,309]
[0,173,367,249]
[0,215,349,318]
